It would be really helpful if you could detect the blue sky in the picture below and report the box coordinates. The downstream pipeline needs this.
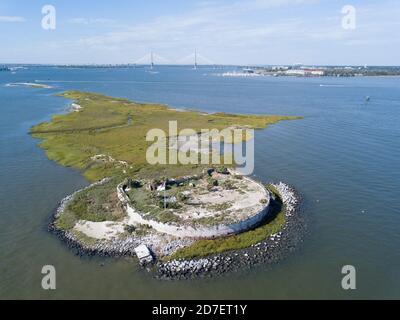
[0,0,399,65]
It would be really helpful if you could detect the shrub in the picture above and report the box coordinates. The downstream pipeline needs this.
[222,180,236,190]
[215,166,229,174]
[124,224,136,234]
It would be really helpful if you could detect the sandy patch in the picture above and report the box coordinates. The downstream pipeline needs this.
[74,220,125,240]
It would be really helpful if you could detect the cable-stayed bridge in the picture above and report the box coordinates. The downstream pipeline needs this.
[133,52,170,68]
[176,51,215,68]
[133,51,216,68]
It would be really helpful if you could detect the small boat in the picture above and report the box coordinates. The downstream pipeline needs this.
[365,96,371,102]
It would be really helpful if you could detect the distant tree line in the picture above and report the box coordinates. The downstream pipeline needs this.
[325,67,400,77]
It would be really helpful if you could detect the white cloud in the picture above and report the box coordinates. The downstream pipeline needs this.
[68,0,311,49]
[43,0,400,65]
[0,16,25,22]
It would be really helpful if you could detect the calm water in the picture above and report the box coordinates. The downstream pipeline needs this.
[0,66,399,299]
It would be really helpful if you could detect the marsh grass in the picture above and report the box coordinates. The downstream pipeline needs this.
[55,178,125,230]
[31,91,301,182]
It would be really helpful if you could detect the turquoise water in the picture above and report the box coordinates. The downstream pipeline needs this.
[0,66,399,299]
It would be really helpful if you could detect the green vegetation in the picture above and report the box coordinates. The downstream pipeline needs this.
[194,212,234,227]
[126,179,196,224]
[31,91,301,182]
[207,202,232,212]
[55,209,77,230]
[123,224,153,237]
[126,185,165,218]
[123,172,265,227]
[168,185,285,260]
[70,230,100,246]
[55,178,125,230]
[34,91,298,250]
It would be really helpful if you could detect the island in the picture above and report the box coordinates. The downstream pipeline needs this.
[31,91,304,279]
[6,82,52,89]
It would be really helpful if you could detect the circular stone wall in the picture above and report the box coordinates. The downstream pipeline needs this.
[117,175,271,239]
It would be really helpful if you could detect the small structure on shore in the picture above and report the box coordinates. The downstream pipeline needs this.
[134,244,153,264]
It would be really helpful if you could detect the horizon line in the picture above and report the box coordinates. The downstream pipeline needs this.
[2,63,400,68]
